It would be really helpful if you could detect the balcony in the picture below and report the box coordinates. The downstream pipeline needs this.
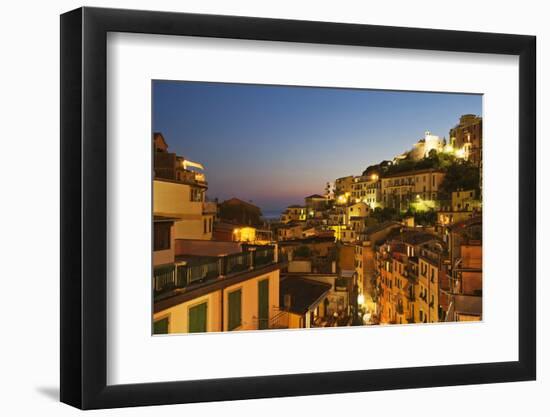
[153,245,277,298]
[405,266,418,282]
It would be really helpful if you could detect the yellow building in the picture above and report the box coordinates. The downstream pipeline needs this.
[213,222,273,244]
[152,133,281,334]
[381,169,445,212]
[374,232,445,325]
[328,225,355,242]
[351,175,381,209]
[153,134,215,240]
[334,175,354,204]
[153,244,282,333]
[304,194,328,217]
[154,179,215,240]
[346,202,369,222]
[353,242,377,313]
[278,222,308,241]
[451,189,481,212]
[281,205,306,223]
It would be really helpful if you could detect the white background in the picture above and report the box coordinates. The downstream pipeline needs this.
[108,33,518,384]
[0,0,546,415]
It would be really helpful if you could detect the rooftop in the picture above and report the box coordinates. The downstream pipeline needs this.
[220,198,261,211]
[448,215,483,232]
[153,214,182,222]
[280,277,332,315]
[364,221,402,235]
[397,231,440,246]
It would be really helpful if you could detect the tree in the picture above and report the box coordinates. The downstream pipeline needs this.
[370,207,401,223]
[440,161,480,198]
[414,209,437,226]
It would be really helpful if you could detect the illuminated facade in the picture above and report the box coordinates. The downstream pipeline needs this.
[375,232,446,325]
[153,243,282,333]
[153,133,282,334]
[281,205,307,223]
[381,169,445,212]
[334,175,354,204]
[154,133,215,240]
[442,216,483,321]
[351,175,381,208]
[449,114,482,166]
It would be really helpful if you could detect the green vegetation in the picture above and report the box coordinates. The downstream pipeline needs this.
[439,161,480,198]
[368,149,480,200]
[369,207,401,224]
[404,208,438,226]
[383,149,458,176]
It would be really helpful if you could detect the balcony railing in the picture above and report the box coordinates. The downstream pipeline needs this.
[154,245,276,298]
[254,247,275,267]
[225,251,250,274]
[255,310,290,330]
[186,258,220,284]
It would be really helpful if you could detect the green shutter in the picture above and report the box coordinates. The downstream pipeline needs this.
[228,290,242,331]
[189,302,207,333]
[258,279,269,330]
[153,317,169,334]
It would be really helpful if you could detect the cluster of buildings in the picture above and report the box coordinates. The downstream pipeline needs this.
[274,114,483,324]
[375,218,482,325]
[152,113,483,334]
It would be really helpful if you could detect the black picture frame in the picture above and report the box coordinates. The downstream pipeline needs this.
[60,6,536,410]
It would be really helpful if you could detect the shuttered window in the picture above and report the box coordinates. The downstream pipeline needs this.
[228,289,242,331]
[153,317,169,334]
[154,222,171,251]
[188,302,207,333]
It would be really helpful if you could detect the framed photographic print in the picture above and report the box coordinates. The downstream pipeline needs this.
[60,6,536,409]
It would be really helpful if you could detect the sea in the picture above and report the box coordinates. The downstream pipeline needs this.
[261,209,283,221]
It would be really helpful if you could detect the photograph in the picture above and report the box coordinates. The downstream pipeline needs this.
[152,81,483,334]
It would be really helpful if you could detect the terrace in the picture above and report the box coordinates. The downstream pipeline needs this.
[153,244,278,299]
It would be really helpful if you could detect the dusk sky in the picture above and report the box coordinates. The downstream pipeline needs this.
[153,81,482,213]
